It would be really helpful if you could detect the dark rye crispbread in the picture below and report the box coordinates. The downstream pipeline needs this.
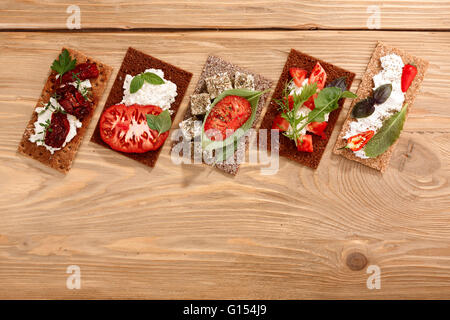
[259,49,355,169]
[18,48,112,173]
[91,47,192,167]
[333,42,429,172]
[174,55,272,175]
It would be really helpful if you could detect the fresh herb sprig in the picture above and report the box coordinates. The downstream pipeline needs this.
[274,81,317,145]
[130,72,165,94]
[72,72,92,100]
[51,49,76,82]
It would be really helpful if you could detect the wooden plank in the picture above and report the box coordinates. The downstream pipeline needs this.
[0,30,449,299]
[1,31,448,131]
[1,0,449,30]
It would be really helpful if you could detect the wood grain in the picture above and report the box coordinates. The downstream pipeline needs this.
[1,0,449,30]
[0,30,449,299]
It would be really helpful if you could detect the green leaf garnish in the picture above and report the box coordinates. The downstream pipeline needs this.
[141,72,164,85]
[130,72,164,94]
[51,49,76,81]
[130,76,144,94]
[146,110,172,136]
[364,104,408,158]
[305,87,356,124]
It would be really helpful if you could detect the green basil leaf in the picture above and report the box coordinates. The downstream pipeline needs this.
[364,104,408,158]
[146,110,172,136]
[130,75,144,94]
[142,72,165,85]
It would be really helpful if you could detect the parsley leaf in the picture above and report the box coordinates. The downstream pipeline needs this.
[51,49,76,81]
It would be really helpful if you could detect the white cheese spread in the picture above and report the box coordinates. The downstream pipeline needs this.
[344,54,405,159]
[121,68,177,110]
[29,97,82,154]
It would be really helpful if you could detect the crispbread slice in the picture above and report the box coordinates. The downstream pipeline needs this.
[175,55,273,175]
[333,42,429,172]
[18,48,112,173]
[91,47,193,168]
[259,49,356,169]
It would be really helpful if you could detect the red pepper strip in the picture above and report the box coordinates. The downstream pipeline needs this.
[341,130,375,151]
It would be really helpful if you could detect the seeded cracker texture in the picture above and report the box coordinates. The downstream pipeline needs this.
[259,49,356,169]
[17,48,112,174]
[333,42,429,172]
[174,55,272,175]
[91,47,192,168]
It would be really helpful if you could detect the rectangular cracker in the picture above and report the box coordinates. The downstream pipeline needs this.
[333,42,429,172]
[91,47,193,168]
[18,48,113,173]
[259,49,356,169]
[174,55,272,175]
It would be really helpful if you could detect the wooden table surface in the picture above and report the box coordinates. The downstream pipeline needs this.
[0,1,449,299]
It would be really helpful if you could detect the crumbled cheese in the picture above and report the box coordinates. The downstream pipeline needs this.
[68,79,92,93]
[29,97,82,154]
[286,106,310,137]
[344,53,405,159]
[289,78,308,96]
[121,68,177,110]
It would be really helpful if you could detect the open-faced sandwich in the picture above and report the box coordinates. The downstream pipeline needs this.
[259,49,356,169]
[174,56,272,175]
[333,42,429,172]
[91,47,192,167]
[18,48,112,173]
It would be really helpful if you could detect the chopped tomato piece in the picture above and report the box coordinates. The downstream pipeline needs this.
[272,114,289,132]
[309,62,327,90]
[296,134,313,153]
[289,67,308,87]
[304,94,316,110]
[307,121,328,138]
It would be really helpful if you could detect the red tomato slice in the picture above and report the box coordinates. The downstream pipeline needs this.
[204,95,251,141]
[309,62,327,90]
[297,134,313,153]
[289,67,308,87]
[272,114,289,132]
[304,94,317,110]
[307,121,328,138]
[100,104,169,153]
